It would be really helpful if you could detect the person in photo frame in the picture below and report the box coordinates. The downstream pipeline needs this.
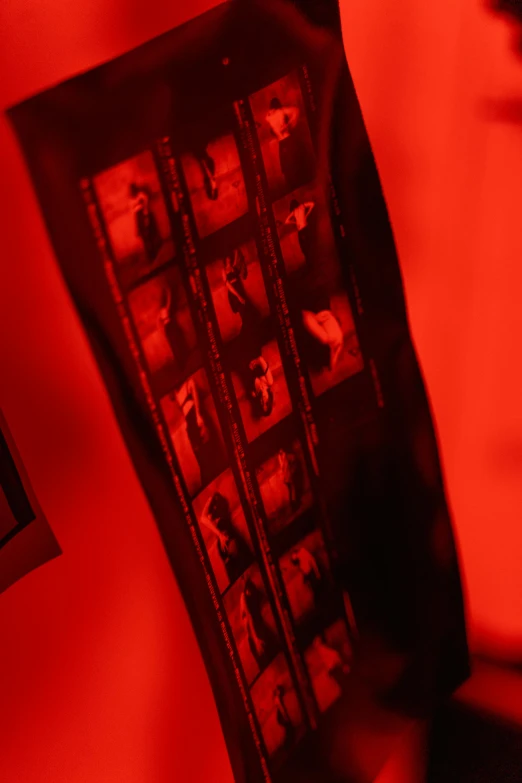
[200,491,251,584]
[156,283,191,370]
[301,290,344,373]
[222,246,249,318]
[265,96,314,191]
[278,446,304,513]
[240,576,273,669]
[173,376,215,487]
[284,197,316,263]
[290,545,322,605]
[129,182,163,263]
[282,198,344,372]
[193,144,218,201]
[237,306,275,419]
[249,355,274,418]
[273,683,295,751]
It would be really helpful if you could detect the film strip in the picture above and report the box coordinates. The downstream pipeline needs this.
[155,134,320,735]
[81,174,272,781]
[81,59,379,776]
[231,67,360,708]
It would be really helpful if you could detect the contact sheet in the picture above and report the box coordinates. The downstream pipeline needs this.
[9,2,469,781]
[81,62,368,774]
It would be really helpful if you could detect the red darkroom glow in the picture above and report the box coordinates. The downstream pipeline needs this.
[0,1,521,782]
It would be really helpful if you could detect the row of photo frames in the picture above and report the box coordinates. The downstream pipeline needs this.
[248,614,353,766]
[247,416,339,637]
[92,75,363,407]
[91,124,250,292]
[199,236,294,443]
[184,459,352,763]
[241,597,354,763]
[125,249,295,492]
[93,150,176,290]
[91,69,352,296]
[281,534,355,716]
[249,69,316,202]
[244,414,354,743]
[191,477,309,765]
[219,559,350,765]
[252,415,355,712]
[248,68,365,398]
[92,66,318,293]
[272,178,364,397]
[124,261,230,500]
[172,94,308,450]
[252,418,314,539]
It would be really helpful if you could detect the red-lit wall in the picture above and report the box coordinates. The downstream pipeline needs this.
[0,1,521,781]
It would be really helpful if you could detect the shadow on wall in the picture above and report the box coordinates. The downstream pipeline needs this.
[486,0,522,55]
[488,0,522,25]
[480,1,522,122]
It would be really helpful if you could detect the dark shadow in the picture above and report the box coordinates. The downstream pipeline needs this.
[488,0,522,24]
[485,0,522,55]
[428,700,522,782]
[479,2,522,123]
